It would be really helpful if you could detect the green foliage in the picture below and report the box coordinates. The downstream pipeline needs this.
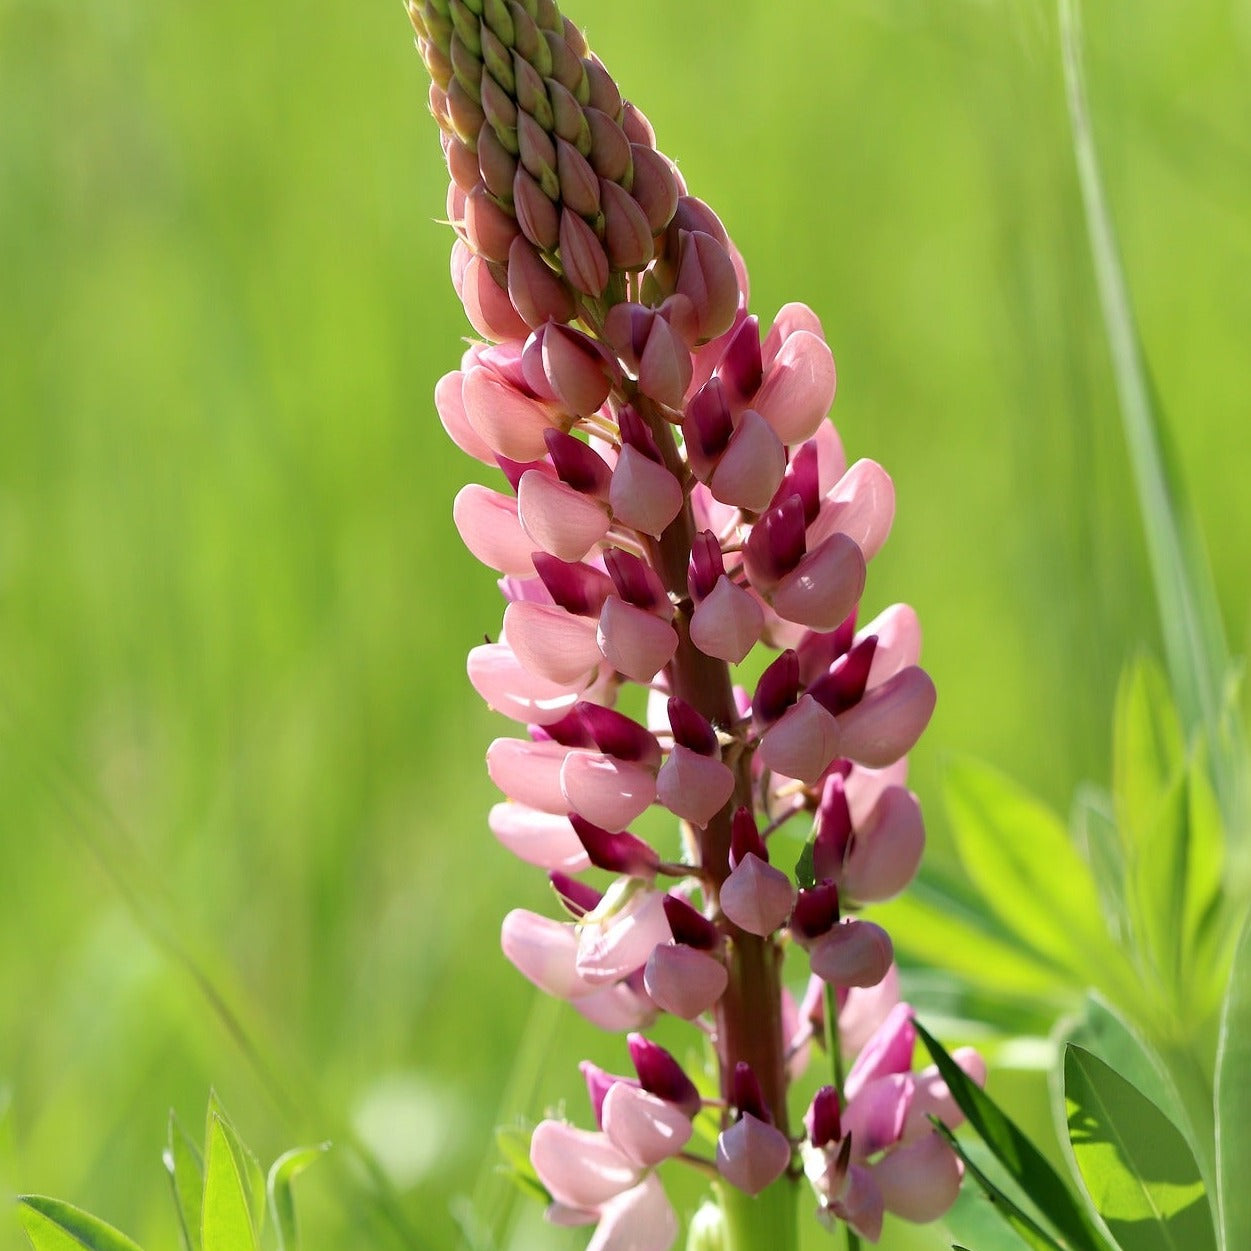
[914,1021,1109,1251]
[1214,914,1251,1251]
[16,1199,145,1251]
[1063,1046,1212,1250]
[17,1098,325,1251]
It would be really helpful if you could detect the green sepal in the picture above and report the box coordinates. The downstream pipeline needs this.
[267,1143,330,1251]
[164,1110,205,1251]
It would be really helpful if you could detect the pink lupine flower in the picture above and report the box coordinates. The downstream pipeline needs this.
[406,0,962,1241]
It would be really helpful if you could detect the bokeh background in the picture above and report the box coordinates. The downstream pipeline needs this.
[1,0,1248,1247]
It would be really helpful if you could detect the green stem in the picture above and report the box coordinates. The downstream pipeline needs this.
[717,1177,800,1251]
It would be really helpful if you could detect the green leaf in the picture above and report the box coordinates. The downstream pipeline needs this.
[1181,742,1229,1016]
[934,1126,1066,1251]
[267,1143,330,1251]
[943,760,1127,993]
[1071,786,1130,949]
[493,1123,549,1204]
[1064,1045,1214,1251]
[17,1198,145,1251]
[1215,911,1251,1251]
[872,878,1076,1003]
[164,1110,204,1251]
[202,1114,260,1251]
[914,1020,1107,1251]
[204,1095,265,1240]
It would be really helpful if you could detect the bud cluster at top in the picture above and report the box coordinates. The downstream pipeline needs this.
[407,2,982,1247]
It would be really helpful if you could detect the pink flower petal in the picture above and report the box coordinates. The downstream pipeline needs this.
[643,944,729,1019]
[903,1048,987,1140]
[602,1083,693,1168]
[807,459,895,563]
[845,1003,917,1099]
[837,666,936,768]
[502,601,603,687]
[753,329,836,444]
[719,853,796,937]
[561,751,658,830]
[501,909,594,999]
[770,532,866,632]
[609,446,683,538]
[689,576,764,664]
[435,370,496,464]
[655,745,735,826]
[486,738,573,814]
[587,1174,678,1251]
[841,785,925,903]
[756,695,841,785]
[761,302,824,371]
[809,919,894,992]
[518,471,613,562]
[715,1114,792,1196]
[597,597,679,683]
[467,642,582,725]
[462,364,563,461]
[839,966,901,1059]
[452,484,537,576]
[872,1131,963,1223]
[573,980,659,1033]
[708,409,786,512]
[488,802,590,872]
[576,888,672,985]
[842,1073,913,1159]
[860,603,922,689]
[530,1121,641,1209]
[832,1164,885,1243]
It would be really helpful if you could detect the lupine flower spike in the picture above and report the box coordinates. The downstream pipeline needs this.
[405,0,980,1244]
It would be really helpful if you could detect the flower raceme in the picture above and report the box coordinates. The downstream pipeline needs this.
[406,0,974,1244]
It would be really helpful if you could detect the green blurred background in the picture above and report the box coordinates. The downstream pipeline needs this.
[1,0,1248,1247]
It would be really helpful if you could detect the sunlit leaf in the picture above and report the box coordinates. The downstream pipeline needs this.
[943,759,1125,992]
[202,1114,259,1251]
[1071,786,1130,949]
[204,1095,265,1241]
[17,1197,145,1251]
[267,1143,330,1251]
[1064,1045,1214,1251]
[164,1111,204,1251]
[1215,913,1251,1251]
[914,1021,1107,1251]
[934,1126,1066,1251]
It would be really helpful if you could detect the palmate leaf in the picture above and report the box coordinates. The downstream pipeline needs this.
[1064,1045,1214,1251]
[1214,912,1251,1251]
[914,1021,1109,1251]
[942,760,1134,1002]
[17,1198,145,1251]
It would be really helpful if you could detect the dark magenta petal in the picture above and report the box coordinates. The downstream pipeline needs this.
[627,1034,702,1118]
[813,772,853,882]
[604,547,669,613]
[795,611,857,686]
[768,434,822,523]
[806,1085,843,1149]
[581,1061,634,1128]
[544,429,613,496]
[533,552,615,616]
[716,313,762,405]
[570,813,660,877]
[667,697,719,756]
[662,893,719,950]
[496,455,550,494]
[808,635,878,717]
[731,1061,770,1124]
[688,530,726,602]
[683,377,734,474]
[729,806,767,868]
[576,702,663,767]
[752,649,800,730]
[550,870,603,917]
[617,404,664,465]
[791,881,841,944]
[541,708,599,749]
[742,494,806,590]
